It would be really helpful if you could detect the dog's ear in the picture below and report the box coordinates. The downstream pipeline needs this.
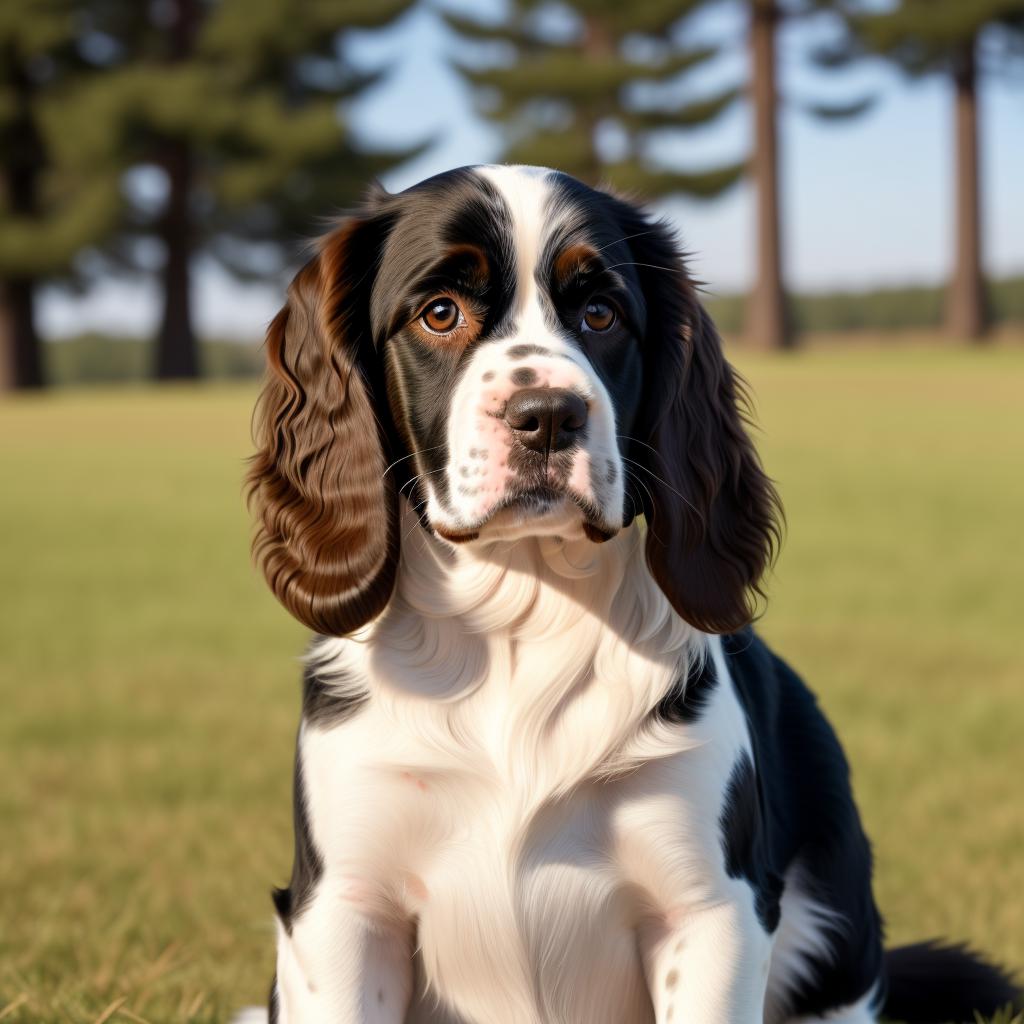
[626,215,782,635]
[247,215,398,636]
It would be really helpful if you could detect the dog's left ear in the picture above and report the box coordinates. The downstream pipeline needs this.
[625,214,782,635]
[246,211,399,637]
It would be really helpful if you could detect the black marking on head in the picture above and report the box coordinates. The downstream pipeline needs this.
[273,737,324,935]
[539,173,646,439]
[719,751,782,933]
[511,366,538,387]
[606,459,617,484]
[367,168,518,514]
[482,370,495,381]
[507,343,551,358]
[655,655,717,724]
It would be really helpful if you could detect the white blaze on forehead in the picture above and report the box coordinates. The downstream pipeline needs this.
[420,165,626,537]
[477,165,554,318]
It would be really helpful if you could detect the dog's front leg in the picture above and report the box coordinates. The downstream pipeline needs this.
[640,899,772,1024]
[272,880,414,1024]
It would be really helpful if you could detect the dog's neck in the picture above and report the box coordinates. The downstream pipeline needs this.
[313,502,705,795]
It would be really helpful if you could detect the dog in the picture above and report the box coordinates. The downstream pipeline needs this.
[241,165,1018,1023]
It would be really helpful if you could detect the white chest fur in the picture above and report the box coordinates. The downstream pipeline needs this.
[291,516,756,1024]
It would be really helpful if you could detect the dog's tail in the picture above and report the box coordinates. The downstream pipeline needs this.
[882,940,1020,1023]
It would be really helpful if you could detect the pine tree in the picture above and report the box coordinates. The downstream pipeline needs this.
[747,0,790,351]
[745,0,878,351]
[824,0,1024,341]
[0,2,121,391]
[89,0,422,380]
[444,0,746,199]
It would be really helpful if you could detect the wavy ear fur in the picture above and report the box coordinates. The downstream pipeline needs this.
[627,215,782,635]
[246,216,398,636]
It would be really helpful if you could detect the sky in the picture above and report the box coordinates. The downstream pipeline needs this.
[40,0,1024,341]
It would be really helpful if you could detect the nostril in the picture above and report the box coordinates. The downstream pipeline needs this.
[521,416,540,432]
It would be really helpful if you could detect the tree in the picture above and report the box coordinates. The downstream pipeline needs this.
[444,0,747,199]
[747,0,790,350]
[745,0,879,351]
[0,2,121,391]
[824,0,1024,341]
[90,0,422,380]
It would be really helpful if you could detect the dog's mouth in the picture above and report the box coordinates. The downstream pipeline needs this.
[434,484,617,545]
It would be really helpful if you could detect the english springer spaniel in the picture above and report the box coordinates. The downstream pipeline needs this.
[242,165,1018,1024]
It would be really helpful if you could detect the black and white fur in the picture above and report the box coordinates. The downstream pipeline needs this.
[241,165,1018,1024]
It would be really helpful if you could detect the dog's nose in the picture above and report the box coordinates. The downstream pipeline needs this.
[504,387,587,455]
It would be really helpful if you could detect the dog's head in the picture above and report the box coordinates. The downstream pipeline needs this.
[247,165,781,637]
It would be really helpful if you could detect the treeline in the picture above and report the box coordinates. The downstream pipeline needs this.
[707,274,1024,335]
[3,0,1023,391]
[45,274,1024,385]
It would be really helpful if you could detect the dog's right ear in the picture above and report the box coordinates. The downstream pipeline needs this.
[246,215,398,636]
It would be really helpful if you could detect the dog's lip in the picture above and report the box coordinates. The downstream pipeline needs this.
[435,485,620,542]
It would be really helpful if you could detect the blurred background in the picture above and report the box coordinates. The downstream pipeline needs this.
[1,1,1022,1022]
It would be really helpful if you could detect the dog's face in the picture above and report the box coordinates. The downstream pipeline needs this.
[248,165,780,637]
[371,166,643,544]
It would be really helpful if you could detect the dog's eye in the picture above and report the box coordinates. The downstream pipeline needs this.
[582,298,616,333]
[420,297,463,335]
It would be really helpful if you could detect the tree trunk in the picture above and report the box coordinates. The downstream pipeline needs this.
[154,0,199,380]
[581,15,614,185]
[945,36,988,341]
[2,54,45,390]
[0,277,43,391]
[154,139,198,380]
[746,0,793,351]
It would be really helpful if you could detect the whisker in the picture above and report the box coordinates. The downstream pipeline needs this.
[399,467,446,498]
[382,445,446,480]
[621,467,666,547]
[591,228,656,255]
[604,261,677,275]
[620,454,704,523]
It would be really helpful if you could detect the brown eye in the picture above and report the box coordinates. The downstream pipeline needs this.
[420,297,463,334]
[583,298,616,333]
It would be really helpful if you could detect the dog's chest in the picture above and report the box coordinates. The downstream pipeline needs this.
[298,587,738,1023]
[308,718,660,1024]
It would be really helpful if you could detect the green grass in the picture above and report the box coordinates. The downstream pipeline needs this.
[1,345,1022,1022]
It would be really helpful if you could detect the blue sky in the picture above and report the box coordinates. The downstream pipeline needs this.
[41,0,1024,340]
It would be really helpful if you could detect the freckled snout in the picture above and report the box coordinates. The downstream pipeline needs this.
[504,387,587,456]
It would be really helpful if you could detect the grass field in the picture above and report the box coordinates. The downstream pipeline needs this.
[1,344,1022,1022]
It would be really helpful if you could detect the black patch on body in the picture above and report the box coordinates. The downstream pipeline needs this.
[275,640,364,935]
[655,654,717,723]
[267,974,279,1023]
[719,630,885,1017]
[302,660,367,729]
[718,751,783,933]
[272,738,323,935]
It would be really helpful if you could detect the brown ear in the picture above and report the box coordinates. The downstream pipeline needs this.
[246,217,398,636]
[628,219,782,634]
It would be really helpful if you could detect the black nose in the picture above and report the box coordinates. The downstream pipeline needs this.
[504,387,588,455]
